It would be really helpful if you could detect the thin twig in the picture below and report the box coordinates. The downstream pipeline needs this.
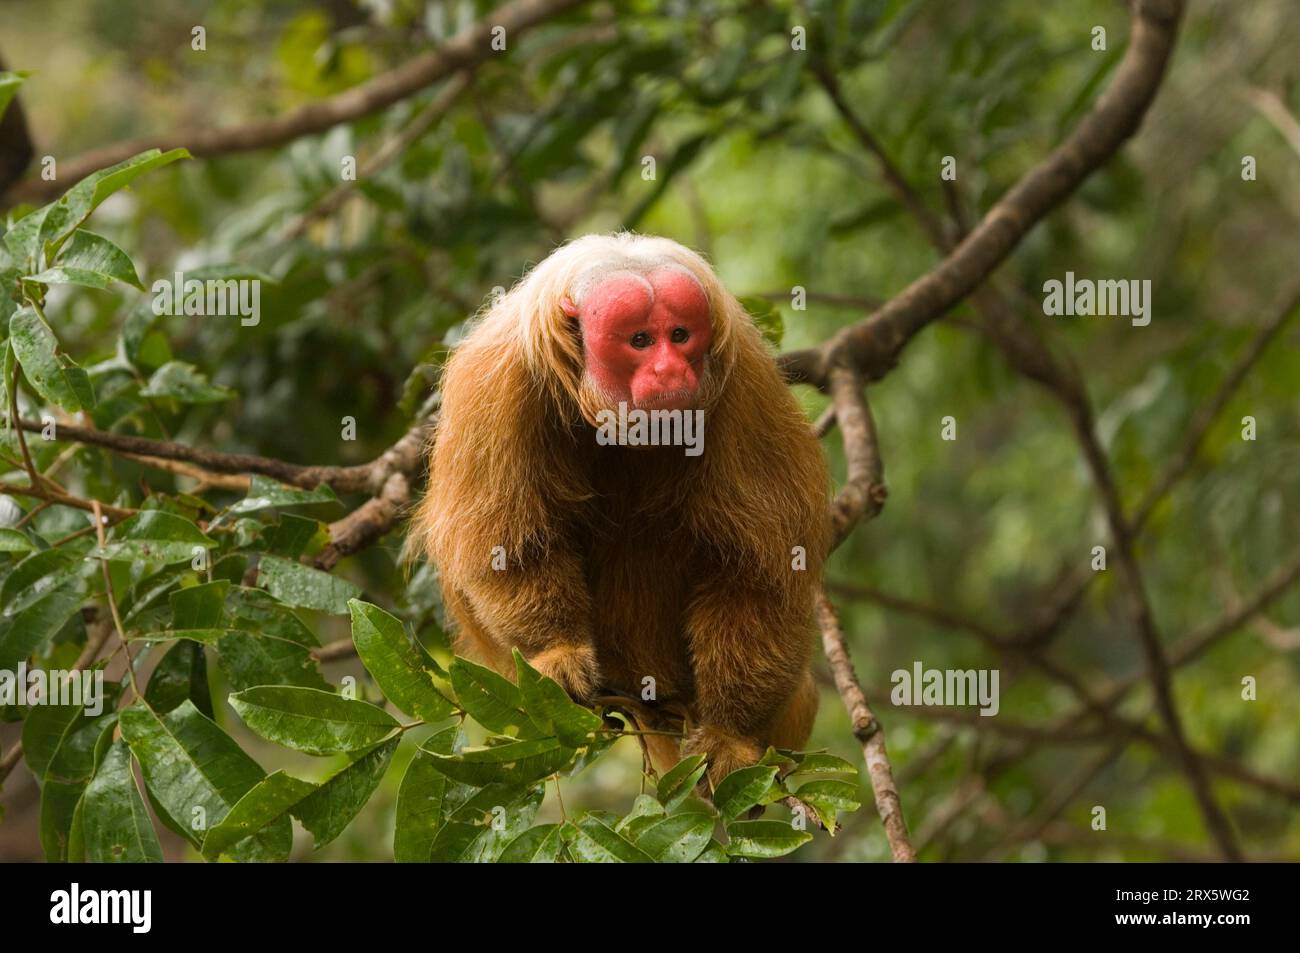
[815,589,915,862]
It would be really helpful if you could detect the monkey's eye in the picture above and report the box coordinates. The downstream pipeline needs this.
[630,331,652,349]
[670,327,689,344]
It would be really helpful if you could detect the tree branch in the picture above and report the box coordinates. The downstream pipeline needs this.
[815,589,915,862]
[826,367,887,548]
[779,0,1185,386]
[3,0,589,206]
[19,412,431,495]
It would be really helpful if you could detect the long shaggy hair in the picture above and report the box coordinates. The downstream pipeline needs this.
[409,233,829,776]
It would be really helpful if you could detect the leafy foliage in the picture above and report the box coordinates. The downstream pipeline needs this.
[3,0,1297,864]
[0,147,859,861]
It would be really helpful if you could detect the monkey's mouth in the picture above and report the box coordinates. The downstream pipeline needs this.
[633,390,698,412]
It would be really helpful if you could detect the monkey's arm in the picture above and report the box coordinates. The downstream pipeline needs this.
[416,333,602,699]
[452,546,601,701]
[682,577,814,783]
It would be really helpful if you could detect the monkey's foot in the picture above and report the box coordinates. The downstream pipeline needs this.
[684,725,764,787]
[530,643,601,703]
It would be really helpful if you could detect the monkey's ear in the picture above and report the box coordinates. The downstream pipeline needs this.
[560,295,579,318]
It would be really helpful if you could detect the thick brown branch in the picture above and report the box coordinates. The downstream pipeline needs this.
[779,0,1185,386]
[315,471,411,571]
[826,367,887,548]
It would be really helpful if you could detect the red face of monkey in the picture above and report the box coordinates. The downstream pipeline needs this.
[563,268,713,412]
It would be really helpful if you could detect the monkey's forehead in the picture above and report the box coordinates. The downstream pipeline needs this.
[576,269,711,332]
[569,260,707,309]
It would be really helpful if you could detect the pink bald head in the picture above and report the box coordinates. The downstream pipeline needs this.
[563,268,713,412]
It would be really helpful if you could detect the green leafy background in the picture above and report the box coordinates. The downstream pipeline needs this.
[0,0,1297,862]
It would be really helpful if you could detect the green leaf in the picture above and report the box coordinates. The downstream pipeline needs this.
[498,824,563,863]
[449,657,535,736]
[259,514,323,557]
[143,639,213,717]
[616,793,666,833]
[222,475,339,519]
[4,209,49,274]
[0,528,37,552]
[0,71,27,122]
[217,630,330,691]
[0,549,86,671]
[791,778,861,830]
[656,753,707,811]
[393,726,458,863]
[565,816,655,863]
[258,554,360,614]
[631,811,715,863]
[0,548,81,616]
[513,649,603,746]
[789,753,857,776]
[229,685,399,755]
[22,692,120,861]
[757,746,800,772]
[9,307,95,412]
[292,738,398,848]
[425,737,576,787]
[713,764,780,821]
[38,709,119,862]
[119,702,289,858]
[201,770,317,861]
[20,698,86,782]
[694,840,729,863]
[349,600,453,723]
[24,230,144,291]
[225,585,321,645]
[139,360,234,404]
[218,587,328,691]
[36,148,190,259]
[80,741,163,862]
[723,819,812,859]
[120,701,291,861]
[171,580,229,628]
[95,510,216,564]
[428,783,545,863]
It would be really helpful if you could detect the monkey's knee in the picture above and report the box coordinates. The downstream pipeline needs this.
[767,671,818,751]
[444,593,513,676]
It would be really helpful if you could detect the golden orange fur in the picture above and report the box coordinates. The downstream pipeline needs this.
[410,233,829,783]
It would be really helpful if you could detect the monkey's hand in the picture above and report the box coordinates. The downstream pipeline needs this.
[684,724,764,788]
[530,643,601,704]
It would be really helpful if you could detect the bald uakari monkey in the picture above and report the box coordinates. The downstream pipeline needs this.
[410,233,829,784]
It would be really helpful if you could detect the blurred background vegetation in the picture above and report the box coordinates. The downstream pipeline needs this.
[1,0,1298,861]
